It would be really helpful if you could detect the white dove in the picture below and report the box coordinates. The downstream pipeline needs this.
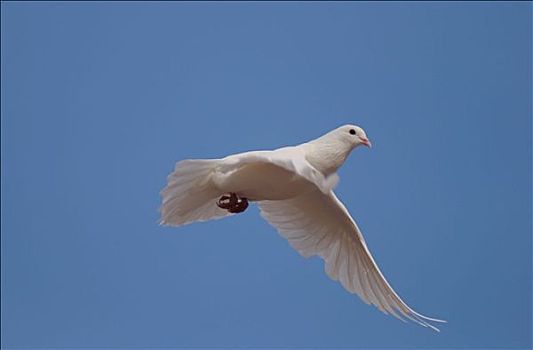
[160,124,446,331]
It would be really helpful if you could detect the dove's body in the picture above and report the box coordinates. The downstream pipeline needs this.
[213,156,311,201]
[160,124,445,331]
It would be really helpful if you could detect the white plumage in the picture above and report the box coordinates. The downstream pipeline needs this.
[160,124,446,331]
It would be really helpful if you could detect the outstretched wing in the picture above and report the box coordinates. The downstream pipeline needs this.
[259,190,446,331]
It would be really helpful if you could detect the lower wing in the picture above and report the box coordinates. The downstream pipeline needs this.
[259,190,446,331]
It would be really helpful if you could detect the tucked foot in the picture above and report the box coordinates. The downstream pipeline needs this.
[217,193,238,209]
[217,193,249,213]
[228,197,248,213]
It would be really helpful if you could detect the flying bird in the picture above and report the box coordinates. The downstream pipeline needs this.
[160,124,446,331]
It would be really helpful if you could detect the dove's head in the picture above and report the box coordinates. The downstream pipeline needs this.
[306,124,371,176]
[333,124,372,149]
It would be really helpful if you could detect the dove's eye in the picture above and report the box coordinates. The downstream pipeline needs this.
[349,129,356,135]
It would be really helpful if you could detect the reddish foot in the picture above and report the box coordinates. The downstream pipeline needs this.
[217,193,249,213]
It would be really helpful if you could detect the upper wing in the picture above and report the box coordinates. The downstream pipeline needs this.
[220,146,339,194]
[259,190,446,331]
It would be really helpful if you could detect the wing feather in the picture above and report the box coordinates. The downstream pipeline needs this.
[259,190,445,331]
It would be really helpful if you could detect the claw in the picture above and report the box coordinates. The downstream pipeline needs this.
[229,197,248,213]
[217,193,238,209]
[217,193,249,213]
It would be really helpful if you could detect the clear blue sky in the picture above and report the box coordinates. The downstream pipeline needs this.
[1,2,531,349]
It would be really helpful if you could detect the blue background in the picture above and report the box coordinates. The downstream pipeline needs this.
[2,2,531,349]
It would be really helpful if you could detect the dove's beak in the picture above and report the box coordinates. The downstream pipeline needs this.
[360,137,372,148]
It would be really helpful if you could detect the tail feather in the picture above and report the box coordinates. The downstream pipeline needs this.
[160,159,231,226]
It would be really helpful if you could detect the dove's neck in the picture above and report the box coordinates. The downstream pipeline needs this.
[303,135,354,177]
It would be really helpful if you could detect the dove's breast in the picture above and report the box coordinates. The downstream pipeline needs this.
[212,162,313,201]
